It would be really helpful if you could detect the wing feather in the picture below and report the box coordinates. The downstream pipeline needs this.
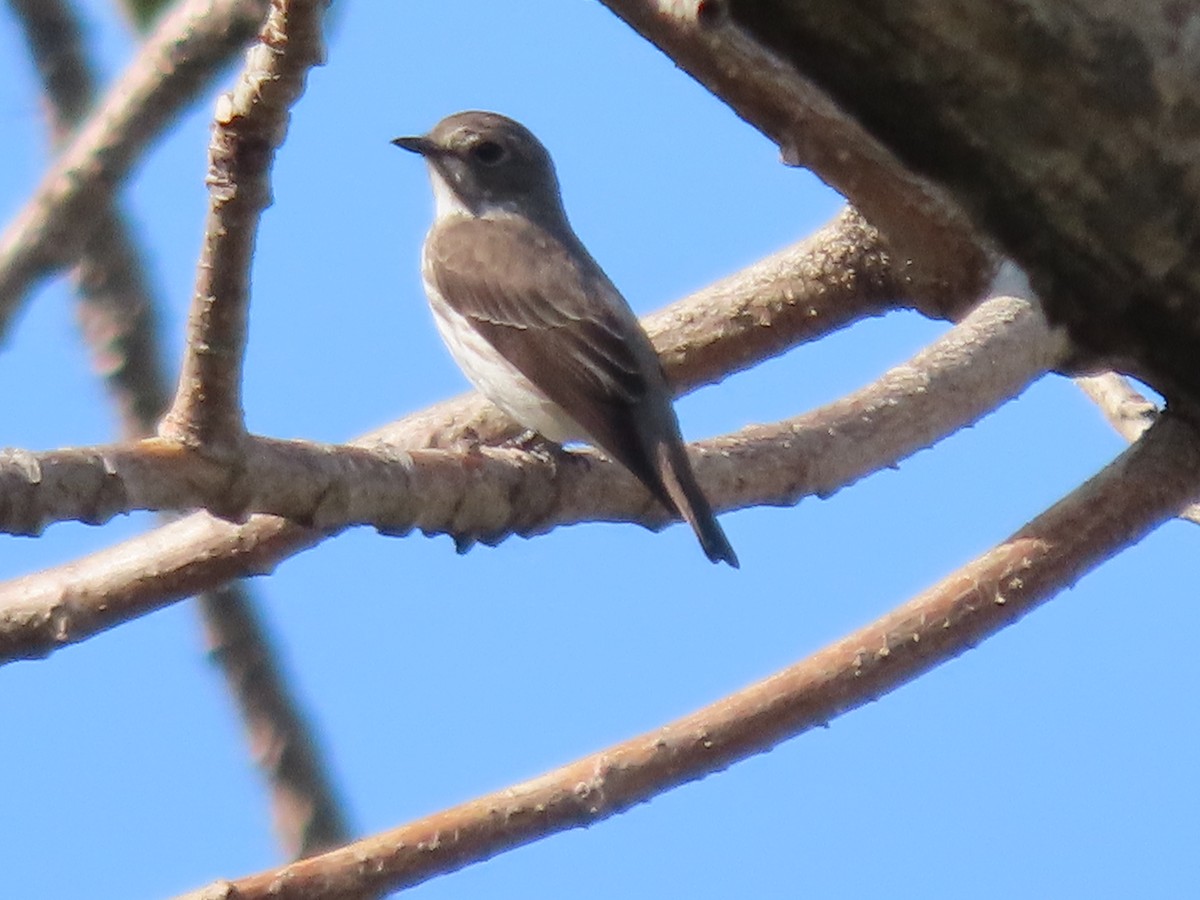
[425,215,654,412]
[424,214,676,501]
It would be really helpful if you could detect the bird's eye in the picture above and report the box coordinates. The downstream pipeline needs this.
[470,140,507,165]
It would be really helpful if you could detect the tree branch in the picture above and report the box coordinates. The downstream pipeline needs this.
[199,585,351,857]
[2,203,901,533]
[6,0,93,127]
[1076,373,1159,445]
[718,0,1200,409]
[596,0,995,319]
[158,0,330,453]
[175,412,1200,899]
[9,0,349,859]
[0,0,272,332]
[0,293,1066,664]
[1076,372,1200,526]
[647,206,904,390]
[7,0,174,438]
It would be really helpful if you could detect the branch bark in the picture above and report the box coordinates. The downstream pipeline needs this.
[719,0,1200,408]
[176,412,1200,899]
[0,293,1066,664]
[1076,372,1200,526]
[158,0,330,454]
[8,0,350,859]
[596,0,996,319]
[0,0,271,331]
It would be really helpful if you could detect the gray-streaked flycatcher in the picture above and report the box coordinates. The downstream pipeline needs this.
[392,111,738,567]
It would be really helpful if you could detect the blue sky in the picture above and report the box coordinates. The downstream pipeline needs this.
[1,2,1196,898]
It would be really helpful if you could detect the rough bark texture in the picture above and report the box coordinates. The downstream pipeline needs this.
[176,412,1200,899]
[0,295,1064,665]
[598,0,997,320]
[723,0,1200,408]
[159,0,329,455]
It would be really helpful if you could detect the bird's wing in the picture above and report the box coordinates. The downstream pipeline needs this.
[425,215,665,477]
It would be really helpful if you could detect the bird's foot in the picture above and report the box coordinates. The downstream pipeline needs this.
[503,429,564,458]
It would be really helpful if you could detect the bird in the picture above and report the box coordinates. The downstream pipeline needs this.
[392,111,738,567]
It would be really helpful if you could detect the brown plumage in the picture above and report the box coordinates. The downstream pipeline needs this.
[395,111,738,566]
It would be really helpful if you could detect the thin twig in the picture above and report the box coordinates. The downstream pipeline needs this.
[0,294,1067,664]
[1076,373,1159,443]
[158,0,330,453]
[199,585,351,857]
[1075,372,1200,525]
[7,0,174,437]
[174,413,1200,899]
[0,0,272,332]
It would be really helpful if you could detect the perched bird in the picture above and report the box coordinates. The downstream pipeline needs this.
[393,111,738,567]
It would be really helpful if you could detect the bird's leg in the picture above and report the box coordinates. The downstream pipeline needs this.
[503,428,562,457]
[502,430,594,487]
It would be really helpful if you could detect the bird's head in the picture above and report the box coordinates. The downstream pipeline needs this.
[393,111,566,224]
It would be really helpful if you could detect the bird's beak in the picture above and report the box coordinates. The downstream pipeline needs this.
[391,135,435,156]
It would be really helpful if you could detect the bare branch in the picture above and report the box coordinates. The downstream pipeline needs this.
[647,206,905,390]
[199,586,351,857]
[8,0,174,437]
[71,219,174,432]
[158,0,330,452]
[596,0,995,318]
[9,0,349,859]
[6,0,93,129]
[0,294,1066,664]
[0,281,1055,537]
[3,205,911,675]
[1076,372,1200,526]
[0,512,318,664]
[716,0,1200,409]
[175,413,1200,899]
[1076,373,1158,445]
[0,0,272,331]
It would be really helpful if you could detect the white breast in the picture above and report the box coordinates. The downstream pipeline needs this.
[424,278,585,444]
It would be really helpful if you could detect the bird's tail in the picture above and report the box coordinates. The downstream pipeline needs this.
[656,439,739,568]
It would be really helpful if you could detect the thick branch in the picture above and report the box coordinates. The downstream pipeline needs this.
[0,295,1066,664]
[720,0,1200,409]
[0,0,271,332]
[596,0,995,319]
[176,413,1200,899]
[158,0,329,451]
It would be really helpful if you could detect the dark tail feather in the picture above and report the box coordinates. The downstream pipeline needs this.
[657,440,739,568]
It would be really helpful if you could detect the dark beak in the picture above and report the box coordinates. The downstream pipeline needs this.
[391,135,435,156]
